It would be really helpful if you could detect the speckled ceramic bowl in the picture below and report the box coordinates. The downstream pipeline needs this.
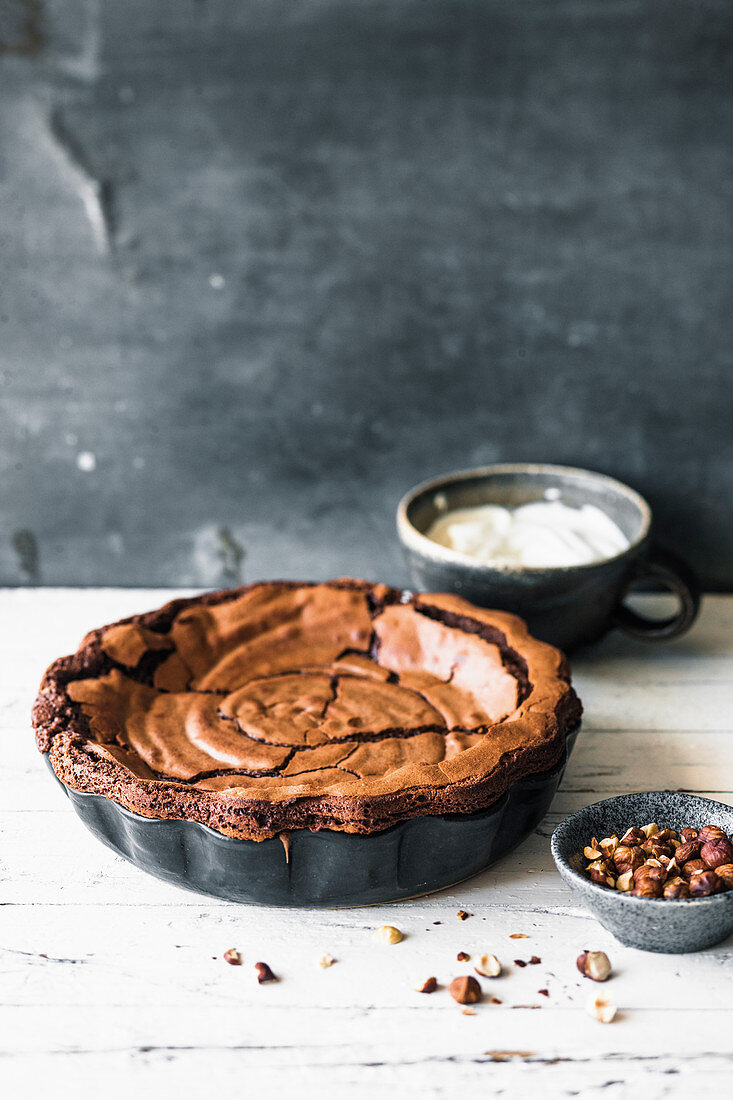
[551,792,733,953]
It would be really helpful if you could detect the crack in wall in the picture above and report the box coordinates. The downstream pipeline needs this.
[12,528,40,583]
[48,107,115,254]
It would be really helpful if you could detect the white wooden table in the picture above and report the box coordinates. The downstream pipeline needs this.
[3,589,732,1098]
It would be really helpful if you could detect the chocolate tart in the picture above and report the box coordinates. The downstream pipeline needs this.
[34,579,582,905]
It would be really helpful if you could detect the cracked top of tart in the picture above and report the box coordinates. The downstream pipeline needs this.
[33,579,582,840]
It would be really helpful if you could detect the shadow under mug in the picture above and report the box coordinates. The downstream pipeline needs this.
[397,464,700,652]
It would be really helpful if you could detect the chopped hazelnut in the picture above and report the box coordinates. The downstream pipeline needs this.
[457,951,470,962]
[576,950,611,982]
[415,976,438,994]
[641,839,671,860]
[319,954,336,968]
[254,961,278,983]
[223,948,242,966]
[680,827,698,843]
[615,870,634,892]
[588,859,616,888]
[599,836,619,858]
[456,910,472,921]
[584,844,602,860]
[587,994,617,1023]
[372,925,403,945]
[474,953,502,978]
[620,827,645,847]
[641,823,659,839]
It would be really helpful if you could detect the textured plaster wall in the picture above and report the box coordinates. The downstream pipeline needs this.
[1,0,731,589]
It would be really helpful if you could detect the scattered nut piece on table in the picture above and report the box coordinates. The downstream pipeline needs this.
[576,950,612,982]
[319,954,336,968]
[223,948,242,966]
[415,977,438,994]
[474,953,502,978]
[450,975,482,1004]
[581,823,733,899]
[372,925,403,945]
[254,961,278,983]
[587,995,617,1023]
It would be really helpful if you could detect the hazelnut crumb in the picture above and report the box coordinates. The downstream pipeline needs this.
[456,910,472,921]
[514,959,527,968]
[223,948,242,966]
[538,989,549,997]
[474,953,502,978]
[254,961,278,983]
[461,1008,477,1016]
[587,994,617,1023]
[415,976,438,994]
[485,1050,535,1061]
[319,954,336,968]
[529,956,541,965]
[576,950,612,982]
[372,925,403,945]
[457,951,470,962]
[509,933,529,939]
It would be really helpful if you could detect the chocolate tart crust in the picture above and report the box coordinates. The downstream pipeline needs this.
[33,579,582,841]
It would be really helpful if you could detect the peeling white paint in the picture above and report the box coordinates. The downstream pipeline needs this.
[76,451,97,472]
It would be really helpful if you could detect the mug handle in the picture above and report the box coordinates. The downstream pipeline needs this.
[612,548,701,641]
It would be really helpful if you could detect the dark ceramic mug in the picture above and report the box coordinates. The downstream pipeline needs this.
[396,464,700,652]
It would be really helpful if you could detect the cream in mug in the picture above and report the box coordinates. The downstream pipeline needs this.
[426,497,629,569]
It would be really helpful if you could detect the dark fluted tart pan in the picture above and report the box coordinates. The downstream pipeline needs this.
[46,727,578,907]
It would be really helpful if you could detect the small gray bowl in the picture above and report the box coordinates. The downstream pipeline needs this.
[551,792,733,953]
[397,463,699,651]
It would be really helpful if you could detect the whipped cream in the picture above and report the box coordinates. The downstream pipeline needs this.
[426,498,629,569]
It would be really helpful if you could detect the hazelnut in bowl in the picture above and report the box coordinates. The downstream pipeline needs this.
[551,792,733,953]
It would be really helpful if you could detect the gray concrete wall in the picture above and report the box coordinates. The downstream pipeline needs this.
[1,0,731,590]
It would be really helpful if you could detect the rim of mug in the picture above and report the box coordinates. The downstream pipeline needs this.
[396,463,652,577]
